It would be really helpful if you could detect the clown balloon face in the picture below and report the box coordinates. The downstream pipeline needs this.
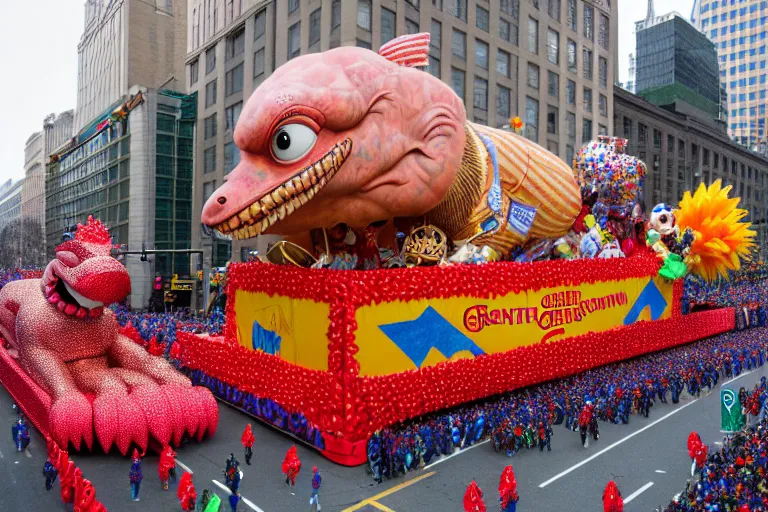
[650,204,678,236]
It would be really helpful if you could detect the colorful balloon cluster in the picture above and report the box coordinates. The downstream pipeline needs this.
[575,136,646,210]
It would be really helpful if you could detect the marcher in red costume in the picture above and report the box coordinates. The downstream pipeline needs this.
[688,431,708,476]
[158,444,177,490]
[498,465,519,512]
[177,472,197,511]
[464,480,486,512]
[282,445,301,494]
[241,423,255,466]
[603,481,624,512]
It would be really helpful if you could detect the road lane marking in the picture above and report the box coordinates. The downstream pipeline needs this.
[722,370,753,387]
[539,398,699,488]
[211,480,266,512]
[425,440,489,468]
[714,441,723,445]
[655,470,666,473]
[342,471,436,512]
[176,459,193,474]
[624,482,654,504]
[369,501,396,512]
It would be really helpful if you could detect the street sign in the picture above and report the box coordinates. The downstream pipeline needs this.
[721,388,745,433]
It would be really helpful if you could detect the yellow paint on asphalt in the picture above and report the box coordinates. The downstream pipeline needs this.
[341,471,436,512]
[368,501,397,512]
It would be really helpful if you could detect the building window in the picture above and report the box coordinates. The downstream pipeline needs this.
[582,118,592,143]
[583,86,592,113]
[449,0,467,22]
[548,0,560,22]
[382,8,396,45]
[500,0,518,18]
[638,123,647,143]
[253,48,265,79]
[476,5,489,32]
[525,96,539,142]
[203,181,216,203]
[225,63,244,96]
[289,0,299,13]
[356,39,372,49]
[475,39,489,69]
[497,49,511,77]
[451,68,465,100]
[584,5,593,41]
[225,102,242,131]
[428,55,441,77]
[548,70,559,98]
[309,8,322,46]
[500,19,518,46]
[431,19,442,49]
[224,142,240,174]
[474,77,488,111]
[206,47,216,75]
[288,22,301,59]
[358,0,371,30]
[254,9,266,40]
[598,56,607,88]
[547,29,559,65]
[652,129,661,149]
[582,47,593,80]
[567,39,577,72]
[190,59,199,85]
[406,18,420,34]
[497,85,511,126]
[599,94,608,116]
[567,111,576,140]
[332,0,341,29]
[452,29,466,59]
[566,79,575,104]
[528,62,540,89]
[528,18,538,54]
[204,114,217,140]
[667,135,674,153]
[204,147,216,173]
[547,105,558,134]
[205,79,217,107]
[226,28,245,60]
[566,0,577,31]
[598,13,609,50]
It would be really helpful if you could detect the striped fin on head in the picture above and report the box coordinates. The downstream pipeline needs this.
[378,33,430,67]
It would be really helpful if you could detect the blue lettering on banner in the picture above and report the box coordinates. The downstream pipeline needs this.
[506,200,538,236]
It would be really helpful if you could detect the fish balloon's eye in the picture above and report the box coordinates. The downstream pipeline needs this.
[271,124,317,162]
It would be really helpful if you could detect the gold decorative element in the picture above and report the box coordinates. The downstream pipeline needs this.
[265,241,318,268]
[402,225,448,266]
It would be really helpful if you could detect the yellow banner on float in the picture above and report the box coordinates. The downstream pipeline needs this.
[354,276,674,377]
[234,290,330,371]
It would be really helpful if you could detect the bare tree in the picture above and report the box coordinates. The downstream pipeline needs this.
[0,219,46,268]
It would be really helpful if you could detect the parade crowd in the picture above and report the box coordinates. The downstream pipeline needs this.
[367,328,768,484]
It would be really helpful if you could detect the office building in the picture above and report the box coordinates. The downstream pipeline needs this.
[691,0,768,148]
[614,85,768,251]
[44,0,192,308]
[186,0,618,262]
[0,179,25,233]
[75,0,188,132]
[22,132,45,231]
[635,11,721,120]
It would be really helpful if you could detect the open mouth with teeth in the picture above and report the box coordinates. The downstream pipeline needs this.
[43,273,105,319]
[214,139,352,240]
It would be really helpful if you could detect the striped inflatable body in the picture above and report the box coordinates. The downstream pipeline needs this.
[427,123,582,255]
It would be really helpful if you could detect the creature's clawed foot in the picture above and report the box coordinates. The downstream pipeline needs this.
[92,389,148,454]
[50,393,93,451]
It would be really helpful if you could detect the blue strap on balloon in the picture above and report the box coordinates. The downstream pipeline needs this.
[477,133,507,233]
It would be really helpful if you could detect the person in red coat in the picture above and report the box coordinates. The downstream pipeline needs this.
[282,445,301,494]
[603,481,623,512]
[464,480,486,512]
[498,466,519,512]
[241,423,255,466]
[177,472,197,511]
[158,445,178,490]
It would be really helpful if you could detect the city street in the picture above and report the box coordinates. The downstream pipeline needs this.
[3,361,765,512]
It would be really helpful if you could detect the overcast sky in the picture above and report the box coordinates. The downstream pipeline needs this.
[0,0,695,185]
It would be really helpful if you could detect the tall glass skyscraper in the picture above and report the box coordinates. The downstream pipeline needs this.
[692,0,768,148]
